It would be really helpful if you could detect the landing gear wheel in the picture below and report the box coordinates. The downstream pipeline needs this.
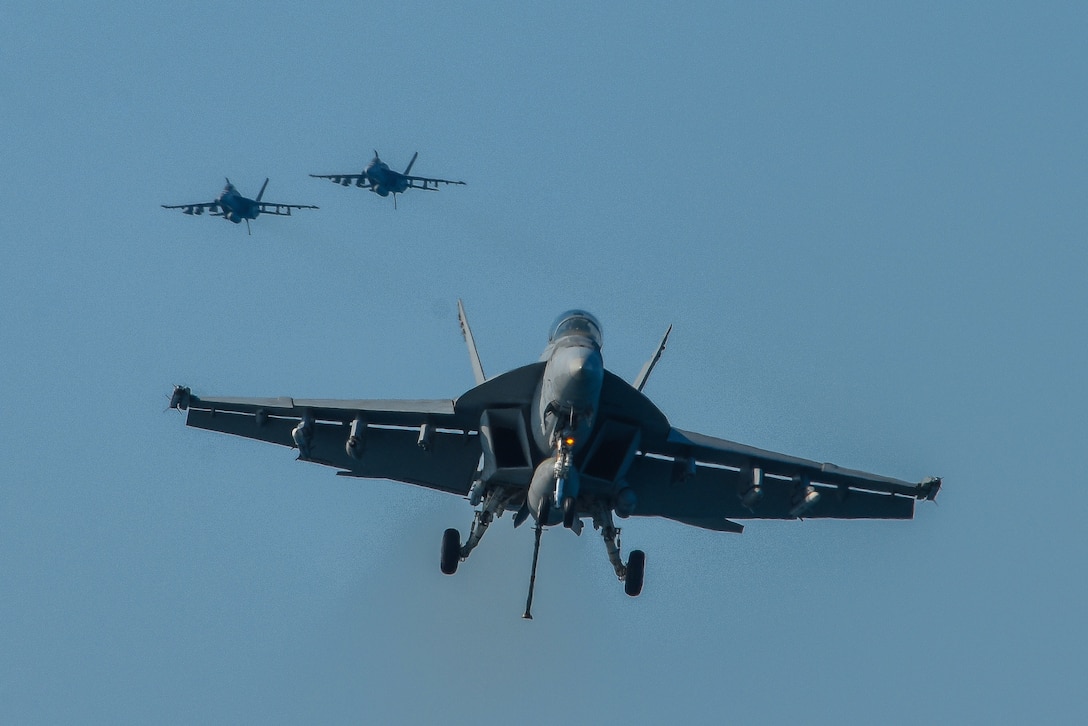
[562,496,577,528]
[624,549,645,597]
[440,528,461,575]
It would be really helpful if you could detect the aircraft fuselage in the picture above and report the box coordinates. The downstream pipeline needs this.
[534,318,604,453]
[520,311,605,524]
[216,187,260,222]
[364,158,409,196]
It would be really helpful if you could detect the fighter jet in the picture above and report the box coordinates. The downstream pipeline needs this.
[168,303,940,617]
[162,178,318,234]
[310,151,465,208]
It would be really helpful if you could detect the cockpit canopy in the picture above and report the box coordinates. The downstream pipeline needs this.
[549,310,603,347]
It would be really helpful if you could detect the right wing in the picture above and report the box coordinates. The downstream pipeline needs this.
[309,173,369,188]
[404,175,466,190]
[161,202,223,216]
[170,387,481,496]
[626,424,940,531]
[256,202,319,216]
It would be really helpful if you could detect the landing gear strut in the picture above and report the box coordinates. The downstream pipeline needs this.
[552,434,579,530]
[596,507,646,597]
[439,486,507,576]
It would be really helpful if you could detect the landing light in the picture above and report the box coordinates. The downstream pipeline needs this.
[565,437,575,447]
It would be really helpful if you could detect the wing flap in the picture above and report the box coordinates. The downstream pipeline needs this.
[162,202,220,215]
[664,428,934,498]
[257,202,319,216]
[310,174,365,184]
[624,454,916,529]
[404,176,465,187]
[187,408,294,447]
[185,408,481,495]
[184,393,464,428]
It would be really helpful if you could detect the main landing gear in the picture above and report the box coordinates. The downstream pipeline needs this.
[440,528,461,575]
[439,485,506,576]
[596,507,645,597]
[440,487,647,617]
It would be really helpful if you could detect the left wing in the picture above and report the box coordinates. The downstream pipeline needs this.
[310,174,368,187]
[256,202,318,216]
[170,387,481,496]
[619,401,939,531]
[404,175,466,191]
[161,202,223,216]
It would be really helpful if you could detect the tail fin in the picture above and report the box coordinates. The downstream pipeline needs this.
[403,151,419,175]
[457,299,486,385]
[256,178,270,202]
[633,325,672,392]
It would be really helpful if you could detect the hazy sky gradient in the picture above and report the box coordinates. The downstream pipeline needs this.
[3,2,1087,723]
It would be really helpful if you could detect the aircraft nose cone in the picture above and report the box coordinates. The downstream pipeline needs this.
[568,346,603,382]
[554,345,603,410]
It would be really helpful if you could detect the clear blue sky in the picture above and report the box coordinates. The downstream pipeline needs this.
[3,2,1086,723]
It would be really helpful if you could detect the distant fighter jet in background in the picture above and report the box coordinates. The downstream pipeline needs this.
[162,178,318,234]
[169,302,941,618]
[310,151,465,208]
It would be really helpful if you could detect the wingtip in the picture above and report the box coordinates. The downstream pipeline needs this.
[919,476,942,501]
[168,385,191,411]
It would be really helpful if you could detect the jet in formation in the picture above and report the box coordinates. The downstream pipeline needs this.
[310,151,465,208]
[162,178,318,234]
[169,303,941,618]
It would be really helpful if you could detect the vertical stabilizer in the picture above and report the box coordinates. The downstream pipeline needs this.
[633,325,672,392]
[457,299,487,385]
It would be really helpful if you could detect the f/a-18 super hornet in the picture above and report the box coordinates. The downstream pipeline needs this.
[309,151,465,208]
[162,178,318,234]
[168,303,940,618]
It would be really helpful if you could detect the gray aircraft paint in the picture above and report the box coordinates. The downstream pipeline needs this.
[162,178,318,233]
[169,303,940,612]
[310,151,465,207]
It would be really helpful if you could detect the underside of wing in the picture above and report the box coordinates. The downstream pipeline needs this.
[309,173,366,187]
[626,425,940,531]
[162,202,220,216]
[405,176,466,189]
[256,202,319,216]
[175,389,481,496]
